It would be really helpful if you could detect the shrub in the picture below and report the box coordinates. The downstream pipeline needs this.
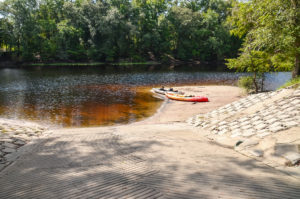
[238,76,254,93]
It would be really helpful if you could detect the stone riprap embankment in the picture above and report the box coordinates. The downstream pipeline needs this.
[188,86,300,170]
[0,119,47,171]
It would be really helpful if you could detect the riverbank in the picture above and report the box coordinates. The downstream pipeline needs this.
[0,85,244,171]
[27,61,161,67]
[0,61,159,68]
[142,85,245,124]
[1,85,300,198]
[0,60,224,70]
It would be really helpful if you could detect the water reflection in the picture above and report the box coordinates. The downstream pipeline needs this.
[0,66,292,127]
[0,84,160,127]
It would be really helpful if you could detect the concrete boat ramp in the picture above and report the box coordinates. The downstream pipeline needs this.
[0,123,299,198]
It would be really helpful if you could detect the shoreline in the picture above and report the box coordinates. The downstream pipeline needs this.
[0,85,245,171]
[0,85,244,126]
[139,85,246,124]
[0,85,244,129]
[1,85,300,197]
[1,85,299,175]
[0,59,223,68]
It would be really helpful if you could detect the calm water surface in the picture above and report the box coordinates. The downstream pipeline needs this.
[0,65,291,127]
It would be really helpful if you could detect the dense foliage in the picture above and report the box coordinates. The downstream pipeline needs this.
[226,0,300,83]
[0,0,241,63]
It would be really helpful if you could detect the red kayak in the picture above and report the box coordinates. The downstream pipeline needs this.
[166,93,209,102]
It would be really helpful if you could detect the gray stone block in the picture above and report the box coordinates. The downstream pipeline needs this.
[288,110,299,116]
[231,132,241,138]
[249,149,264,157]
[236,139,259,149]
[209,125,218,130]
[270,126,286,133]
[241,121,250,126]
[242,130,256,137]
[255,123,267,130]
[282,118,296,123]
[284,121,298,128]
[4,153,18,162]
[291,99,300,105]
[231,128,242,134]
[265,114,275,121]
[269,122,283,128]
[275,144,298,156]
[277,115,291,121]
[218,121,228,126]
[0,163,6,171]
[241,125,253,130]
[283,152,300,165]
[0,138,13,142]
[229,122,239,126]
[3,142,17,149]
[15,140,26,145]
[252,120,264,126]
[239,118,249,123]
[15,129,23,134]
[218,130,228,135]
[265,118,278,124]
[202,124,210,128]
[3,148,16,153]
[230,125,240,130]
[277,101,288,106]
[194,121,203,127]
[257,132,271,138]
[251,116,261,121]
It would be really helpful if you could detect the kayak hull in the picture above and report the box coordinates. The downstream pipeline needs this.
[166,93,209,102]
[151,88,184,95]
[151,88,166,95]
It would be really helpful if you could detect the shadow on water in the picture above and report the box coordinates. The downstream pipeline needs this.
[0,65,292,127]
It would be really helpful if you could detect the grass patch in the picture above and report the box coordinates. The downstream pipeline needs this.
[237,76,254,93]
[278,76,300,89]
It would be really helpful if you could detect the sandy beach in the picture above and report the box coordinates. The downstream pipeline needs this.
[141,85,245,124]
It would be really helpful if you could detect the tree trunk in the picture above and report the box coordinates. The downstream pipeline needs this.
[253,72,258,93]
[261,73,265,92]
[17,39,20,58]
[293,54,300,78]
[292,38,300,78]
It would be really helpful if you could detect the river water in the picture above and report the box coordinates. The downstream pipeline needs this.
[0,65,291,127]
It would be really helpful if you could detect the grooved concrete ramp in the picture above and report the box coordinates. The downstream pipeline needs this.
[1,123,300,198]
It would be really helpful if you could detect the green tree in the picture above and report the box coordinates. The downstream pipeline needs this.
[227,0,300,78]
[0,18,14,53]
[0,0,241,63]
[132,0,169,59]
[227,50,272,92]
